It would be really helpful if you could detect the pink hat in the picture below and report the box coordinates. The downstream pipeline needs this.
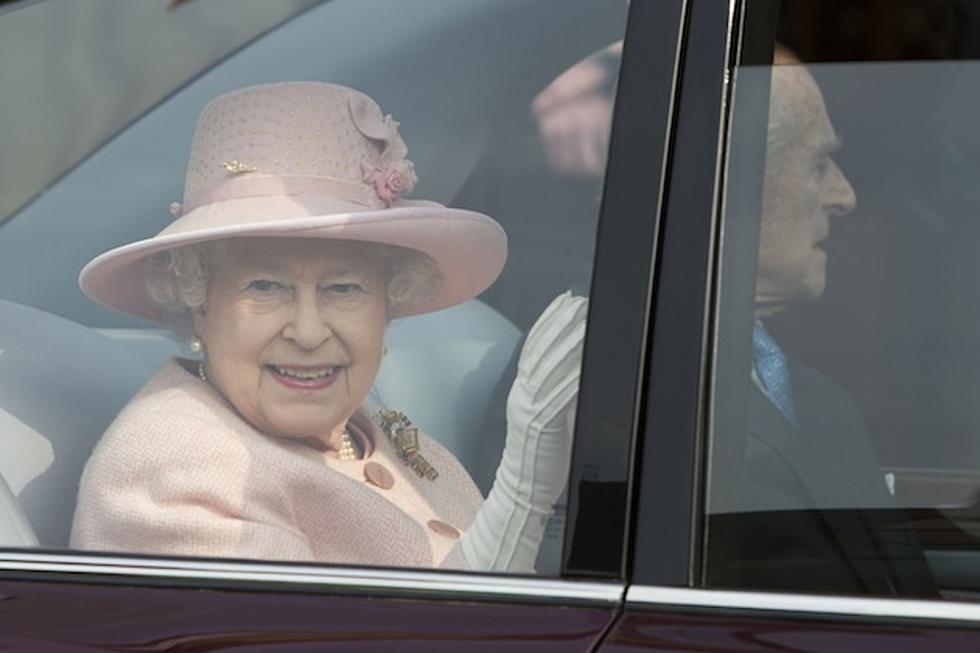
[79,81,507,320]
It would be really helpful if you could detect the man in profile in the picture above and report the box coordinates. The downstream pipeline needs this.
[748,45,867,506]
[755,47,855,319]
[711,47,935,596]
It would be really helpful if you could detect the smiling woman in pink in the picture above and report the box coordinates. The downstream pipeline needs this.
[70,82,580,572]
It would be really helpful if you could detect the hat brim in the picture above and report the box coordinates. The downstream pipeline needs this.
[79,193,507,321]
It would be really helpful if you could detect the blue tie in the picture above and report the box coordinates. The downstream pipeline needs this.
[753,322,796,426]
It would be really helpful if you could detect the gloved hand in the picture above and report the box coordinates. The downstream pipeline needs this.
[460,291,588,572]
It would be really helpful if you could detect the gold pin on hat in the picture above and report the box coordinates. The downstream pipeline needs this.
[222,160,256,174]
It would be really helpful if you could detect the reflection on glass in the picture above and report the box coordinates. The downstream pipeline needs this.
[706,48,948,596]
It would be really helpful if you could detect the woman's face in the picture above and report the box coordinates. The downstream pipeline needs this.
[193,237,388,443]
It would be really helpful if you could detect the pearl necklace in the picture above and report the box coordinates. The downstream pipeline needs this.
[337,430,359,460]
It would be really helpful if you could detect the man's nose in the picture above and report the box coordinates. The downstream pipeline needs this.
[283,290,332,349]
[825,161,857,216]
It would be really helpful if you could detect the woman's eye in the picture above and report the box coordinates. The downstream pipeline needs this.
[326,283,362,295]
[247,280,281,293]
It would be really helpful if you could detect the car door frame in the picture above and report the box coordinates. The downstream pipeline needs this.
[616,0,980,647]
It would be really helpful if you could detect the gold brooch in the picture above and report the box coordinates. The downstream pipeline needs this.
[222,160,256,174]
[374,410,438,481]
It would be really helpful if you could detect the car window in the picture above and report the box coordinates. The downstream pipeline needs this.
[705,0,980,598]
[0,0,321,228]
[0,0,628,579]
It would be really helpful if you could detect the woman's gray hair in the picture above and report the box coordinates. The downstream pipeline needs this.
[143,240,440,341]
[381,244,440,314]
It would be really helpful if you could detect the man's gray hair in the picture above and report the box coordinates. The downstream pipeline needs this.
[766,45,803,154]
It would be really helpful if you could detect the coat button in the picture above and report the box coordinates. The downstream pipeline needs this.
[427,519,460,539]
[364,462,394,490]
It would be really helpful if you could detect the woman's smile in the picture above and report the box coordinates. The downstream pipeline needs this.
[267,364,344,391]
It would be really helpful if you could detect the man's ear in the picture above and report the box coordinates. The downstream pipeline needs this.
[190,307,207,343]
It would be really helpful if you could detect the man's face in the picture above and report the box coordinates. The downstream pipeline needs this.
[755,65,857,314]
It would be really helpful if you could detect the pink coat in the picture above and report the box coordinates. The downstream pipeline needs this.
[71,359,484,568]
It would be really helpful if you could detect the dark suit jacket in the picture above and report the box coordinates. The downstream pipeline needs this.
[707,358,937,597]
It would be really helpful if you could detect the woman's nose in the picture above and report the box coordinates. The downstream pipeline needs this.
[282,290,332,349]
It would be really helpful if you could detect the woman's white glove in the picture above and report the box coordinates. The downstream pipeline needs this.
[460,291,588,572]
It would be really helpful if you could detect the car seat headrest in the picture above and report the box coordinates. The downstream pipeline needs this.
[0,300,149,546]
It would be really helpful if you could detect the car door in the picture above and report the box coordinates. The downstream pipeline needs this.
[604,0,980,650]
[0,0,684,649]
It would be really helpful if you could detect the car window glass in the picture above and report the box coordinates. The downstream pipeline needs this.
[705,0,980,598]
[0,0,320,228]
[0,0,626,578]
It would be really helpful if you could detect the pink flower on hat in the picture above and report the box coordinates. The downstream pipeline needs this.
[363,159,418,206]
[350,96,418,206]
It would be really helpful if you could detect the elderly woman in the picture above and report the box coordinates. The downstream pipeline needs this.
[70,82,585,572]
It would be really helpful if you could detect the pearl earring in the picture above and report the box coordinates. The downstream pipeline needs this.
[189,337,204,354]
